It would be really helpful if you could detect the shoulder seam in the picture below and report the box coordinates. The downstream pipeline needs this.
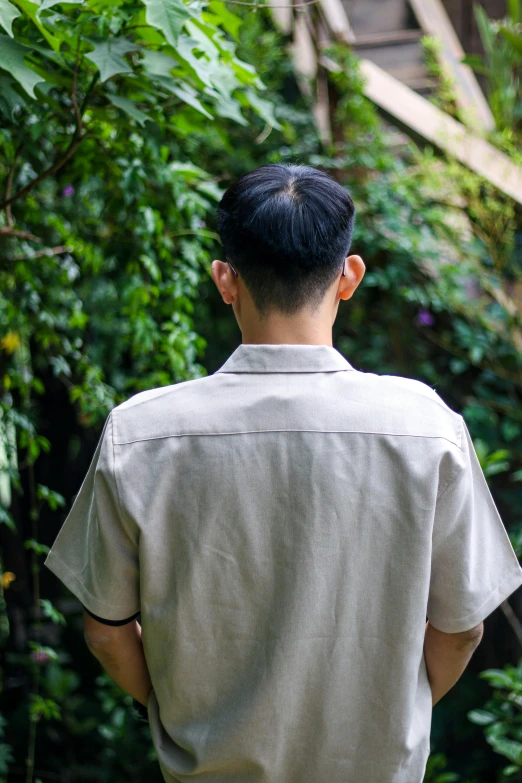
[110,411,137,543]
[115,376,212,412]
[381,375,456,416]
[435,415,464,501]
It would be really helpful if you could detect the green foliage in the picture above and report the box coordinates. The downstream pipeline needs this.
[462,5,522,139]
[468,661,522,778]
[0,3,282,780]
[421,35,461,121]
[423,751,463,782]
[0,714,14,782]
[39,597,66,625]
[0,0,274,127]
[0,554,14,783]
[473,439,512,479]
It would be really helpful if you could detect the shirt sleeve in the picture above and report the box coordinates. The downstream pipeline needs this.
[44,411,140,621]
[427,415,522,634]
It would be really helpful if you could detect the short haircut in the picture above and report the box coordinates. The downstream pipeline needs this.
[216,163,356,317]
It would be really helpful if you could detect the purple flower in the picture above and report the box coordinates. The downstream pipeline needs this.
[198,220,206,228]
[415,308,435,327]
[30,651,51,665]
[61,185,75,198]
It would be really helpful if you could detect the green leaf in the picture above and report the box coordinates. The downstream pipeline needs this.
[230,53,264,88]
[169,35,211,86]
[213,95,247,124]
[461,54,489,76]
[25,538,51,554]
[488,737,522,766]
[470,344,484,363]
[244,87,282,129]
[85,38,138,82]
[507,0,520,22]
[11,0,61,52]
[139,254,161,282]
[124,8,163,44]
[152,74,213,118]
[141,0,191,48]
[40,599,67,626]
[36,0,83,18]
[0,0,21,36]
[140,48,177,77]
[0,72,25,116]
[168,160,210,179]
[467,709,497,726]
[184,18,219,56]
[87,0,122,7]
[474,5,495,57]
[203,85,246,124]
[484,462,510,478]
[0,505,16,531]
[499,27,522,54]
[480,668,515,689]
[107,93,152,126]
[205,1,241,40]
[169,81,213,118]
[0,34,45,97]
[195,180,223,200]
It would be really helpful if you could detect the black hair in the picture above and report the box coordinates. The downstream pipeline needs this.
[216,163,356,317]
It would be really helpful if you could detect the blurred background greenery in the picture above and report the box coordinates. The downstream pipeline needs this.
[1,0,522,780]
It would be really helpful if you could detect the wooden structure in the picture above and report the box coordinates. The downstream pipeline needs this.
[441,0,506,53]
[268,0,522,205]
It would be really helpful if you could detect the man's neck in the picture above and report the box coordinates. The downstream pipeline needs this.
[241,332,332,345]
[240,319,333,346]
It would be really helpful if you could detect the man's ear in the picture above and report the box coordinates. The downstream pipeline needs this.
[211,260,237,305]
[338,255,365,301]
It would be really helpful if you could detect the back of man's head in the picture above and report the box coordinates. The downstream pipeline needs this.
[216,163,356,317]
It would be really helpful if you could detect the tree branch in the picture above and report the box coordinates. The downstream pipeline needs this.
[5,245,72,262]
[70,42,82,135]
[423,328,522,388]
[4,144,23,227]
[0,227,41,242]
[0,69,98,213]
[0,133,87,212]
[501,600,522,648]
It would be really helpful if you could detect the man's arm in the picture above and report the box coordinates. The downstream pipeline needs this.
[83,610,153,707]
[424,619,484,706]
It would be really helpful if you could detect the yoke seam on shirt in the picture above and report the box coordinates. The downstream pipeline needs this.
[113,429,461,448]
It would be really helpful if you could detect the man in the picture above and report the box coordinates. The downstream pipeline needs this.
[44,163,522,783]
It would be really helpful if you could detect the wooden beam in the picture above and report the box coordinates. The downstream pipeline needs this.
[288,11,316,102]
[408,0,495,131]
[313,67,332,145]
[319,0,356,44]
[289,11,317,83]
[267,0,293,35]
[352,29,424,48]
[359,58,522,205]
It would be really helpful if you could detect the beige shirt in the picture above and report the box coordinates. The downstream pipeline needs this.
[44,343,522,783]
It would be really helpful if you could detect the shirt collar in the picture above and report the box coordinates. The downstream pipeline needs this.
[215,343,355,374]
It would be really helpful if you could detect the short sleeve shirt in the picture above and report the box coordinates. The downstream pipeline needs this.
[44,343,522,783]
